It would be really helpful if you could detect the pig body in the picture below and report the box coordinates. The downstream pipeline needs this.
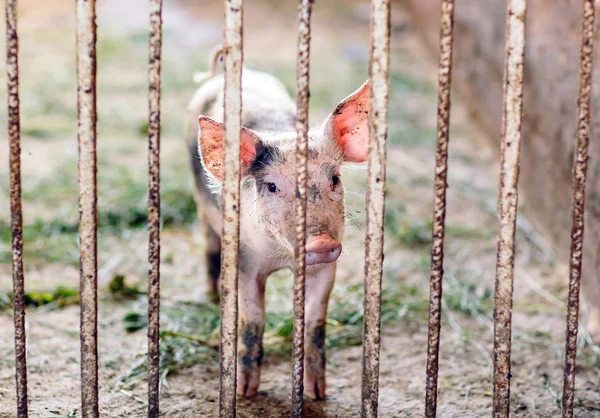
[186,46,370,399]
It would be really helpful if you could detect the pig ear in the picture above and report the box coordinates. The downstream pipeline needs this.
[197,116,261,181]
[323,79,370,163]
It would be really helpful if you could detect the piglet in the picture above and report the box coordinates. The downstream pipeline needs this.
[186,45,369,399]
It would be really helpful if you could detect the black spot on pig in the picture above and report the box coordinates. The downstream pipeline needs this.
[207,251,220,283]
[254,173,267,194]
[244,119,258,130]
[311,323,325,350]
[239,322,264,368]
[308,147,319,159]
[310,321,325,369]
[238,245,251,273]
[308,184,321,203]
[242,324,258,349]
[307,222,332,237]
[333,101,346,116]
[249,144,281,174]
[240,354,253,368]
[308,321,326,370]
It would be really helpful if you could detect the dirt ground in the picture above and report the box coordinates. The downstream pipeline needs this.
[1,0,600,417]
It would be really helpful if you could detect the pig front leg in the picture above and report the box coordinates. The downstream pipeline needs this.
[236,271,267,397]
[304,262,336,400]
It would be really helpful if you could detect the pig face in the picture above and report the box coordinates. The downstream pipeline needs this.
[198,80,370,266]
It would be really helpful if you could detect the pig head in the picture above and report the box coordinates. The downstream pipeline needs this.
[186,53,369,399]
[196,81,369,266]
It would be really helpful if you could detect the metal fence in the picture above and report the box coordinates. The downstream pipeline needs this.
[4,0,596,417]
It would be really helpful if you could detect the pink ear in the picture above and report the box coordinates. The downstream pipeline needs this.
[324,80,370,163]
[198,116,260,180]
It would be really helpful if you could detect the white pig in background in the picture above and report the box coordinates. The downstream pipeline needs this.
[186,45,370,399]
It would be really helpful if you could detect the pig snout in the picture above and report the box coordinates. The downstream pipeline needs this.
[305,235,342,265]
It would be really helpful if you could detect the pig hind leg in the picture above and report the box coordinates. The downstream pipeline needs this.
[191,191,221,303]
[203,220,221,303]
[189,142,222,303]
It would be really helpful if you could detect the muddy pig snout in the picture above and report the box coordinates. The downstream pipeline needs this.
[305,235,342,265]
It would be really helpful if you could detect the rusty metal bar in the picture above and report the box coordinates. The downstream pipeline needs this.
[147,0,163,416]
[492,0,527,416]
[6,0,29,416]
[76,0,99,416]
[219,0,243,416]
[424,1,455,417]
[561,1,595,417]
[360,0,390,417]
[291,0,313,416]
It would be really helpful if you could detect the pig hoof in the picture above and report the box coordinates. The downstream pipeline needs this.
[304,375,326,400]
[236,369,261,397]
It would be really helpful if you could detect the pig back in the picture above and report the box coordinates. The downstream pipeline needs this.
[187,68,296,139]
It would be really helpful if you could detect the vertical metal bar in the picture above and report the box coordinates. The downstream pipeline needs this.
[561,2,595,417]
[492,1,527,416]
[219,0,243,416]
[424,1,455,417]
[360,0,390,417]
[291,0,312,416]
[147,0,163,416]
[76,0,98,416]
[6,0,29,416]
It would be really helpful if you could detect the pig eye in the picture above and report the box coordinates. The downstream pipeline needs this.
[266,182,278,193]
[331,175,340,187]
